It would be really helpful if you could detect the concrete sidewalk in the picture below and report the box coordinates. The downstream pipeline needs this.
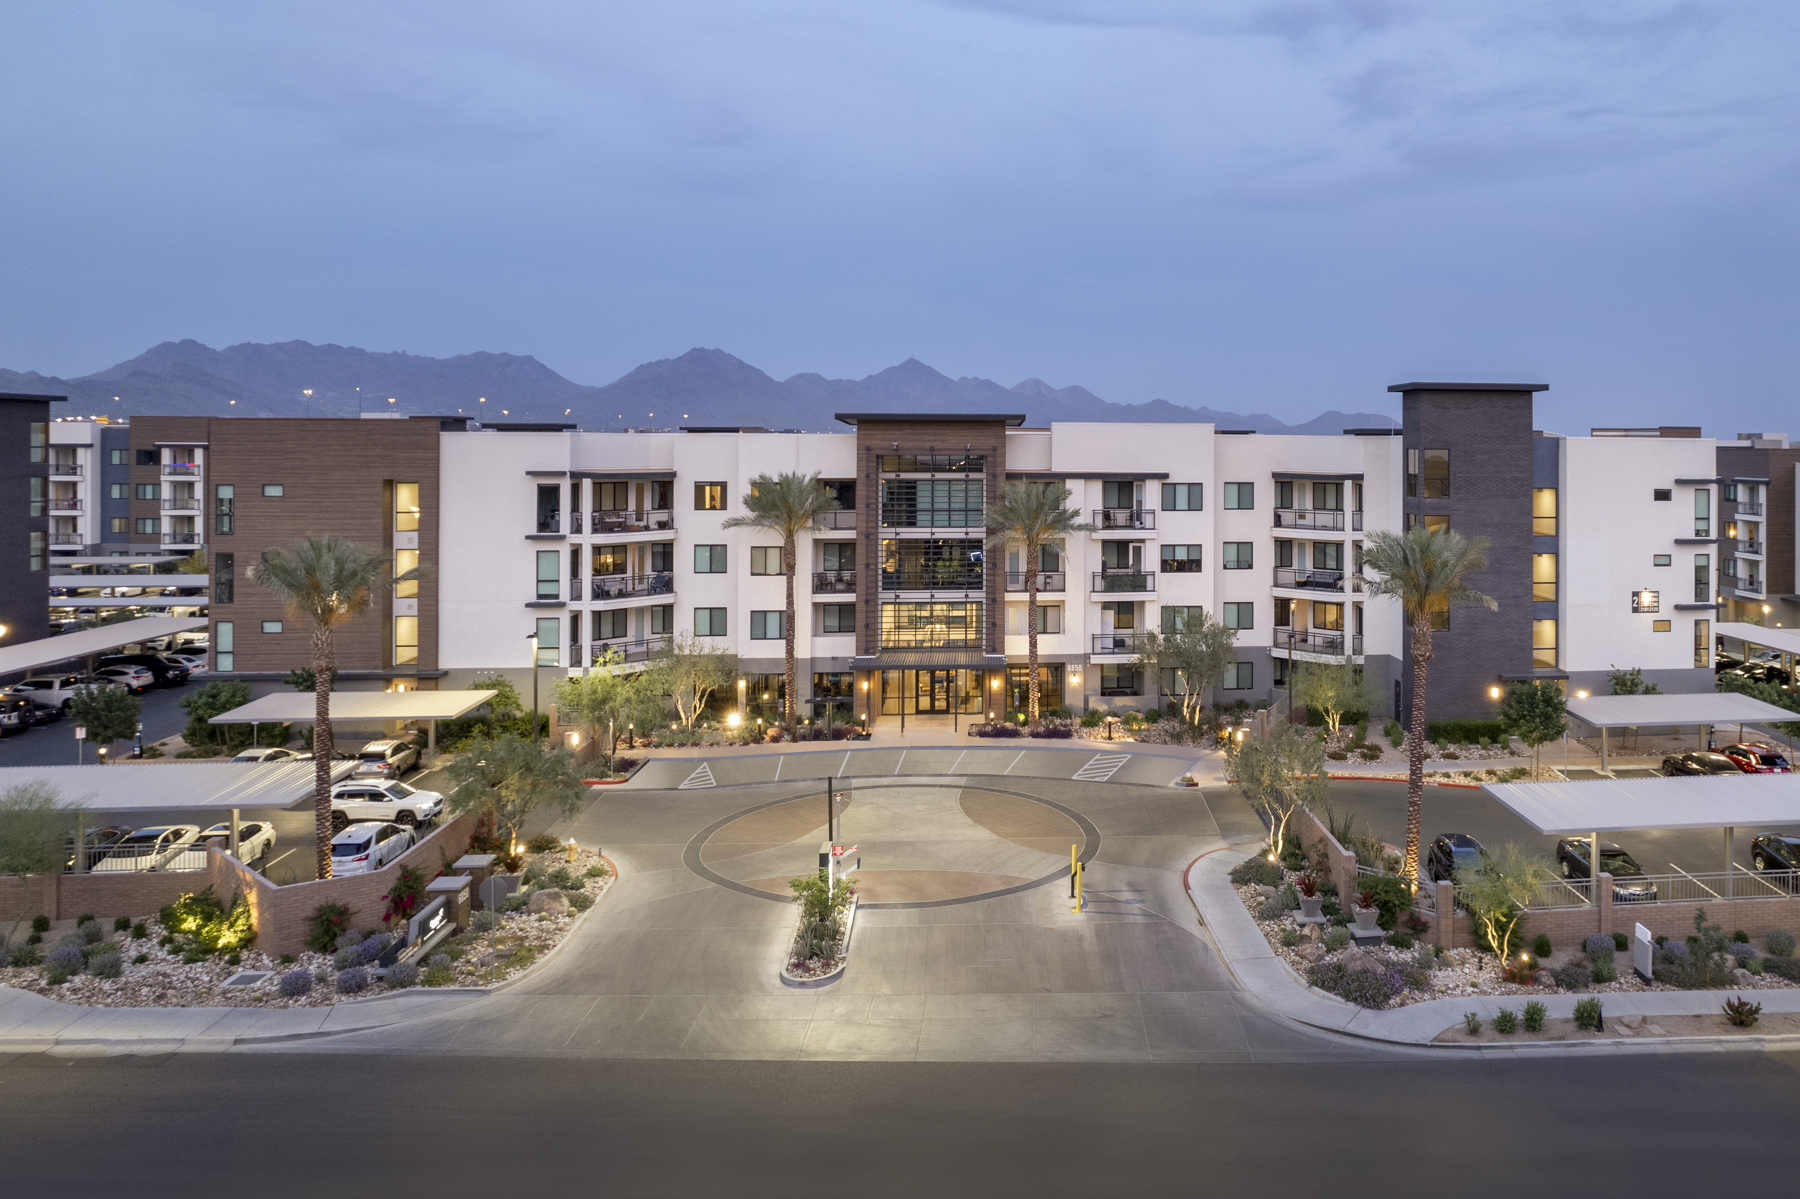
[1186,847,1800,1049]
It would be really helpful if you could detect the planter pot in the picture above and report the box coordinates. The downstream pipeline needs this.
[1351,905,1380,933]
[1299,896,1324,920]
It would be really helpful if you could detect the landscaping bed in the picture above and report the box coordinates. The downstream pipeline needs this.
[1434,1008,1800,1044]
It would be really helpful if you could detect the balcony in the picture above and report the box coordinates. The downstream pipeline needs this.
[49,535,84,546]
[812,570,856,594]
[1274,508,1361,532]
[569,512,582,534]
[161,532,201,546]
[591,509,674,534]
[1004,571,1065,592]
[812,510,856,531]
[535,516,562,535]
[880,570,983,593]
[1091,570,1156,594]
[161,496,200,511]
[161,463,201,477]
[1091,632,1150,656]
[1093,508,1154,531]
[591,635,673,665]
[48,461,82,477]
[1737,539,1764,556]
[591,573,675,602]
[1737,500,1764,516]
[1272,566,1360,593]
[49,496,81,512]
[1273,629,1363,657]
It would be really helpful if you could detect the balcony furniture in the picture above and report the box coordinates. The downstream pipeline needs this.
[812,511,856,530]
[162,464,201,476]
[48,461,82,476]
[1094,508,1155,530]
[812,570,857,594]
[1091,633,1149,655]
[1274,629,1363,656]
[593,509,674,533]
[1273,508,1361,532]
[590,572,675,601]
[591,635,673,665]
[1272,567,1361,592]
[1091,570,1155,593]
[1004,571,1065,592]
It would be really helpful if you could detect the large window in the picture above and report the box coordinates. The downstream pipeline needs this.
[1695,619,1710,668]
[750,547,783,576]
[28,531,44,572]
[880,479,983,528]
[594,609,628,640]
[880,602,982,648]
[1532,618,1557,669]
[135,483,158,500]
[880,538,983,589]
[814,672,853,700]
[1222,482,1253,510]
[1694,489,1711,538]
[695,482,726,511]
[1100,664,1140,696]
[1533,554,1556,601]
[1312,542,1342,571]
[214,485,234,535]
[819,604,856,633]
[1006,663,1064,713]
[1407,449,1449,498]
[1694,554,1710,603]
[1223,661,1253,690]
[1162,605,1204,633]
[1222,543,1253,569]
[536,484,561,534]
[1314,482,1343,511]
[395,482,420,532]
[1312,602,1343,631]
[214,621,234,672]
[1161,544,1202,573]
[695,607,727,636]
[821,543,855,571]
[651,605,674,634]
[394,616,418,665]
[395,549,419,598]
[28,422,44,462]
[535,617,560,666]
[1161,483,1202,511]
[750,611,786,639]
[136,517,160,535]
[650,541,674,573]
[592,544,627,576]
[694,544,727,573]
[1223,602,1253,630]
[537,550,560,600]
[214,552,235,604]
[1532,488,1557,536]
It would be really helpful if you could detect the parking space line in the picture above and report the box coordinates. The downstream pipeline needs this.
[1002,750,1025,775]
[1667,863,1721,899]
[839,751,850,777]
[773,755,784,781]
[948,749,966,775]
[894,750,906,775]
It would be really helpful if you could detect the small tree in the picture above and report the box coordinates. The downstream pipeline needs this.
[174,549,208,575]
[555,651,662,766]
[1457,843,1556,962]
[1717,672,1800,739]
[180,680,253,756]
[985,482,1097,724]
[68,684,142,760]
[284,667,338,693]
[1499,680,1567,779]
[0,782,78,939]
[1134,610,1238,729]
[655,633,738,729]
[443,731,587,850]
[1607,665,1661,696]
[1225,721,1328,859]
[1289,660,1379,737]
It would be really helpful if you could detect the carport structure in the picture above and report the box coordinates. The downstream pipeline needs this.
[1565,691,1796,771]
[0,615,207,678]
[208,690,496,758]
[1716,620,1800,680]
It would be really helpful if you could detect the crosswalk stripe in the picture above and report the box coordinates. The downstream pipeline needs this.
[678,762,716,789]
[1072,753,1131,782]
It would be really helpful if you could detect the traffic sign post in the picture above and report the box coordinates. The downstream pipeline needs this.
[75,726,87,765]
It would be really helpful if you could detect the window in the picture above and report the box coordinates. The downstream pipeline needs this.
[537,550,560,599]
[569,611,582,654]
[1353,482,1363,513]
[1271,657,1288,687]
[1694,489,1710,538]
[650,541,673,573]
[1274,597,1292,627]
[1223,661,1253,690]
[750,611,786,639]
[1532,618,1557,669]
[1274,540,1293,568]
[1162,483,1202,511]
[879,601,982,648]
[1223,602,1253,630]
[28,530,44,572]
[594,609,628,640]
[880,479,984,528]
[135,483,158,500]
[695,482,726,511]
[1723,484,1738,501]
[1533,554,1556,601]
[1406,448,1449,498]
[1408,514,1449,534]
[109,517,128,533]
[814,672,852,700]
[694,544,727,573]
[1653,620,1672,633]
[214,551,234,604]
[1222,482,1253,510]
[821,543,855,571]
[394,482,420,532]
[650,604,674,634]
[136,449,156,466]
[214,484,233,535]
[1222,543,1252,569]
[395,549,420,598]
[262,484,283,497]
[135,517,160,535]
[1653,489,1672,502]
[750,547,783,575]
[1034,604,1063,634]
[534,617,560,666]
[1653,554,1672,567]
[29,476,43,517]
[1163,605,1203,633]
[1158,544,1201,573]
[110,449,127,466]
[110,483,127,499]
[261,620,283,634]
[695,607,727,636]
[1101,480,1141,511]
[1695,619,1710,668]
[1312,542,1342,571]
[1100,663,1140,696]
[1694,554,1710,603]
[29,422,45,462]
[1314,482,1343,511]
[535,484,560,534]
[820,604,856,633]
[592,544,626,576]
[214,622,234,671]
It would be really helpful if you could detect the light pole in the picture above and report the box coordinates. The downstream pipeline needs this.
[527,631,540,743]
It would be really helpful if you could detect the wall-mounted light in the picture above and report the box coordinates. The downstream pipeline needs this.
[1489,686,1501,699]
[1576,690,1589,699]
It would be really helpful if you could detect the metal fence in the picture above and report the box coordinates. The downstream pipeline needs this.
[1445,868,1800,913]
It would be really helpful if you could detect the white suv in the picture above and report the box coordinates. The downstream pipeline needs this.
[6,674,121,712]
[330,780,444,830]
[330,822,416,875]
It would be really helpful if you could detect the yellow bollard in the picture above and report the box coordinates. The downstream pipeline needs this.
[1072,848,1083,914]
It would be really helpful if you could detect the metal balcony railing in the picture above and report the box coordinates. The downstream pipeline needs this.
[49,496,82,511]
[161,497,199,510]
[1094,508,1155,530]
[1091,570,1155,593]
[48,461,82,476]
[1091,632,1150,655]
[536,517,561,534]
[1738,540,1763,555]
[590,635,673,665]
[812,570,856,594]
[1272,567,1360,592]
[161,464,201,476]
[569,579,583,601]
[161,532,200,546]
[591,509,674,534]
[1275,629,1363,656]
[569,512,582,534]
[1273,508,1361,532]
[812,510,856,530]
[50,535,84,546]
[1737,500,1764,516]
[591,573,675,601]
[1004,571,1065,592]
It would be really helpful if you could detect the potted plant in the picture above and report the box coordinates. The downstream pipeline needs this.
[1296,872,1325,922]
[1180,773,1198,789]
[1351,885,1381,933]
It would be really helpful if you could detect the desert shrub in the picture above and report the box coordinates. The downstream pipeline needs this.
[1611,931,1628,952]
[1307,959,1404,1008]
[427,953,451,970]
[337,928,365,949]
[1532,933,1553,958]
[1228,857,1283,887]
[1748,958,1765,976]
[1762,956,1800,982]
[1766,928,1796,957]
[1584,934,1614,958]
[544,865,582,892]
[1724,996,1762,1027]
[1255,897,1288,921]
[423,965,455,986]
[81,940,115,961]
[526,833,562,854]
[1386,931,1415,950]
[306,902,355,954]
[585,863,609,879]
[1522,1000,1547,1032]
[88,951,123,979]
[385,961,419,989]
[31,916,49,934]
[334,966,370,993]
[1323,927,1352,952]
[1732,929,1750,943]
[503,894,530,913]
[1279,928,1301,948]
[1384,721,1404,747]
[1573,997,1602,1030]
[1493,1008,1519,1034]
[1278,882,1300,908]
[1351,874,1412,932]
[112,916,131,933]
[1591,958,1617,983]
[132,952,149,965]
[1551,962,1592,991]
[471,910,501,933]
[1028,723,1074,739]
[1427,719,1506,745]
[1413,943,1439,972]
[1729,941,1758,962]
[1080,709,1103,727]
[77,921,103,946]
[1326,751,1348,761]
[1463,1011,1482,1035]
[45,944,85,975]
[10,941,41,967]
[567,891,595,912]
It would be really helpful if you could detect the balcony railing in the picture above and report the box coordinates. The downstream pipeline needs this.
[1275,629,1363,657]
[161,496,200,510]
[536,517,561,534]
[591,572,675,601]
[1738,540,1763,555]
[880,570,983,593]
[1274,508,1361,532]
[161,464,200,476]
[1091,570,1156,593]
[48,461,82,476]
[591,509,674,534]
[1004,571,1066,592]
[812,510,856,530]
[569,512,582,534]
[161,532,200,546]
[812,570,856,594]
[50,535,84,546]
[1737,500,1764,516]
[1091,632,1150,656]
[1272,566,1361,592]
[49,496,82,511]
[591,635,672,665]
[1094,508,1154,530]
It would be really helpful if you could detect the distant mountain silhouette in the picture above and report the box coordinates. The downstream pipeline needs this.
[1,341,1398,434]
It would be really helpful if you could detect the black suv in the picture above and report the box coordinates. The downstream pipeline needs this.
[1555,838,1658,902]
[1751,835,1800,887]
[1661,750,1743,776]
[96,653,189,687]
[1426,833,1486,883]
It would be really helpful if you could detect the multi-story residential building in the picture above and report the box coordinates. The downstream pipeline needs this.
[1,391,64,646]
[1717,432,1800,630]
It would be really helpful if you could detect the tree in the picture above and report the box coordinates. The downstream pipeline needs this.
[1607,665,1662,696]
[1456,843,1556,962]
[1224,721,1328,859]
[284,667,338,693]
[984,482,1096,724]
[0,781,78,939]
[1133,611,1238,729]
[174,549,208,575]
[1289,660,1379,737]
[250,536,426,880]
[1499,680,1567,779]
[180,680,253,755]
[655,633,737,729]
[443,731,587,850]
[555,649,663,765]
[721,472,840,729]
[1362,525,1497,884]
[1717,672,1800,739]
[68,684,141,760]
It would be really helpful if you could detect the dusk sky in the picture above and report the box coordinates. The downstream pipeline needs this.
[4,1,1796,431]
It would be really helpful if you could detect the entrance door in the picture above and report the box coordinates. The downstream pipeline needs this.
[915,670,952,713]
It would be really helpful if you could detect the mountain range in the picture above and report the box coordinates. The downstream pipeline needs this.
[0,340,1398,434]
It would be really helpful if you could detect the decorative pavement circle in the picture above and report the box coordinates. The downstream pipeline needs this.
[682,783,1101,909]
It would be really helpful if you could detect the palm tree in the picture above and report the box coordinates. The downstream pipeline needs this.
[983,482,1096,725]
[251,537,426,880]
[722,472,839,729]
[1362,524,1496,884]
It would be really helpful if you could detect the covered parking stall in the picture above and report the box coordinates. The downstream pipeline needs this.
[207,690,497,761]
[1565,691,1797,773]
[1715,620,1800,682]
[0,615,208,680]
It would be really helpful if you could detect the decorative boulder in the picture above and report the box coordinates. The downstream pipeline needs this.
[1301,924,1324,944]
[1256,885,1279,900]
[527,889,569,916]
[1733,967,1755,987]
[1533,969,1556,988]
[1296,943,1327,964]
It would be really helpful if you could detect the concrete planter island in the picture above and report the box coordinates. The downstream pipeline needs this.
[779,896,859,989]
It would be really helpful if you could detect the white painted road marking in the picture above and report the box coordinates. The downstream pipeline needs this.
[678,762,717,789]
[1073,753,1131,782]
[894,749,907,775]
[1003,751,1026,775]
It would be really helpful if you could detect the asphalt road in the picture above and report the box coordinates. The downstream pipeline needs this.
[2,1051,1796,1195]
[0,679,198,767]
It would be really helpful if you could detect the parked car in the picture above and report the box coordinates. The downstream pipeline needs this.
[1751,834,1800,878]
[64,825,134,872]
[0,695,35,736]
[91,825,201,873]
[162,651,207,677]
[1721,742,1793,773]
[5,674,120,712]
[1554,838,1659,901]
[92,664,155,693]
[1661,750,1744,776]
[353,738,419,780]
[232,746,304,763]
[1720,663,1795,693]
[198,821,277,862]
[329,821,417,876]
[329,779,444,830]
[97,652,190,687]
[1426,832,1486,883]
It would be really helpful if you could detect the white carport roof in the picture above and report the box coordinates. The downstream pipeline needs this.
[1483,774,1800,835]
[208,690,496,724]
[1565,691,1796,729]
[1716,622,1800,657]
[0,616,208,677]
[0,760,357,812]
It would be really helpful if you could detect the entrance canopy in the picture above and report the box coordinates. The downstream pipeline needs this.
[1484,774,1800,835]
[1565,691,1795,729]
[0,759,357,813]
[0,616,207,678]
[1716,622,1800,658]
[208,690,496,725]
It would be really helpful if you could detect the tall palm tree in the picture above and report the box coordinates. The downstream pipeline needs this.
[1362,524,1496,884]
[251,537,426,880]
[984,482,1096,725]
[722,472,839,729]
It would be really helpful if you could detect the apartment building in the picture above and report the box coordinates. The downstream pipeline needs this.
[1717,432,1800,630]
[1,391,63,646]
